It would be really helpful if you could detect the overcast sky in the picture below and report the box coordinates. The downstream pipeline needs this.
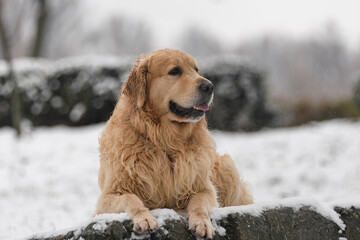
[85,0,360,50]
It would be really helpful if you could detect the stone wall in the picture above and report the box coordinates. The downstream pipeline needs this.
[29,205,360,240]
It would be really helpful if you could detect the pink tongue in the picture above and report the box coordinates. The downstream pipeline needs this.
[196,104,210,111]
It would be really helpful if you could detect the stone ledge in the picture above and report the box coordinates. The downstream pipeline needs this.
[28,204,360,240]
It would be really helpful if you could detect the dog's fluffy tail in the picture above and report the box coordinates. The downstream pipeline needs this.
[211,154,254,207]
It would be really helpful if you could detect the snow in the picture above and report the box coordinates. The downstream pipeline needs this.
[210,198,346,230]
[0,119,360,239]
[30,213,130,240]
[150,209,182,227]
[69,103,86,122]
[0,56,132,76]
[213,120,360,203]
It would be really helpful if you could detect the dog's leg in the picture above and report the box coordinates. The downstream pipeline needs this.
[96,193,157,233]
[187,182,218,239]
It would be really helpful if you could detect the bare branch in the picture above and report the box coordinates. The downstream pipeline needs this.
[0,0,22,136]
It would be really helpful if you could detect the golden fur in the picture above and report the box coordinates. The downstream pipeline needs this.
[95,49,253,238]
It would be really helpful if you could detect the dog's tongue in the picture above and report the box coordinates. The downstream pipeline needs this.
[195,103,210,111]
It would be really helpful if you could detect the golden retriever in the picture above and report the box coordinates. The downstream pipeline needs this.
[95,49,253,238]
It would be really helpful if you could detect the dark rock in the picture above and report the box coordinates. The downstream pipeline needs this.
[28,205,360,240]
[201,56,274,131]
[335,206,360,240]
[263,207,339,240]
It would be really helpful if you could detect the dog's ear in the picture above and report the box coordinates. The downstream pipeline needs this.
[122,56,149,108]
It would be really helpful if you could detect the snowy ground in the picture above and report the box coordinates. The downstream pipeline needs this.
[1,119,360,239]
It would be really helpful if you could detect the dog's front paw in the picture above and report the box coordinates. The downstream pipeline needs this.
[188,212,214,239]
[133,210,158,233]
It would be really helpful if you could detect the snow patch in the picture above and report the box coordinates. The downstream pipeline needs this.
[69,103,86,122]
[150,208,182,227]
[327,198,360,209]
[211,198,346,230]
[130,232,151,239]
[29,213,130,240]
[92,212,130,224]
[211,219,226,236]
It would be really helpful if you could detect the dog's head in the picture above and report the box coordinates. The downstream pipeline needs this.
[122,49,214,123]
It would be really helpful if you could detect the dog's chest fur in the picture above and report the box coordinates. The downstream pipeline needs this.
[110,132,215,210]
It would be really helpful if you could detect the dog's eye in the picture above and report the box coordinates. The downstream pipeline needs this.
[195,67,199,72]
[168,66,182,76]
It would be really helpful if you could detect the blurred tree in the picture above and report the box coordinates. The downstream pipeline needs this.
[354,77,360,108]
[179,26,222,57]
[39,1,152,58]
[0,0,153,59]
[237,23,351,104]
[31,0,48,57]
[80,15,152,56]
[0,0,51,135]
[38,0,84,58]
[107,16,152,55]
[0,0,37,58]
[0,0,21,136]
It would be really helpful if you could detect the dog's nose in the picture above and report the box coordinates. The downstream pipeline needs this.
[198,80,214,95]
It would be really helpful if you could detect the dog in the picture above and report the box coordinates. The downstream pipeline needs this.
[95,49,253,238]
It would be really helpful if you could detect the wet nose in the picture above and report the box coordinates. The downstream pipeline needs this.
[198,80,214,95]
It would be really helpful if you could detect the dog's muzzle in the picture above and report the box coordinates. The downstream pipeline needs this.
[169,80,214,121]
